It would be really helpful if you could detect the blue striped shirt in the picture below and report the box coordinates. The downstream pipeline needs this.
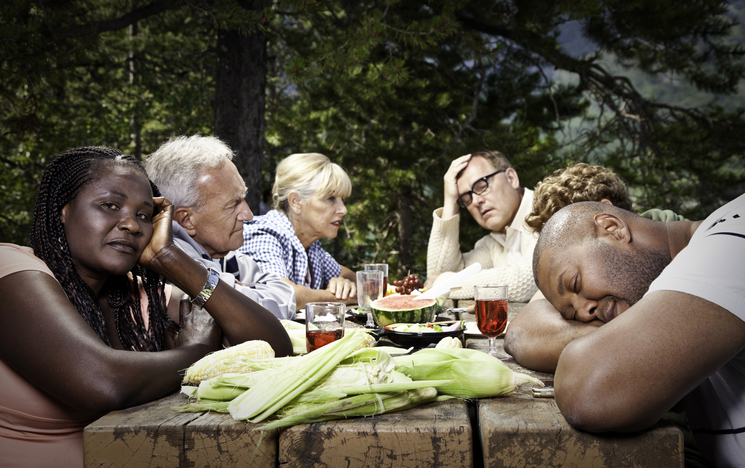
[240,210,342,290]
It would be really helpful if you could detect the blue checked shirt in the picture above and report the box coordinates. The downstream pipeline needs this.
[240,210,342,290]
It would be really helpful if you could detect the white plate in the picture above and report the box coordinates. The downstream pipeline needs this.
[464,321,509,337]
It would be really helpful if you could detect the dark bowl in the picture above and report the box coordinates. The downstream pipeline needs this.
[383,321,465,348]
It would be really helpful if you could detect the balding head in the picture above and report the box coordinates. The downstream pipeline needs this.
[533,201,671,322]
[533,201,632,287]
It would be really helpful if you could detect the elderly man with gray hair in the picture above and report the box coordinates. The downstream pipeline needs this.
[145,135,296,320]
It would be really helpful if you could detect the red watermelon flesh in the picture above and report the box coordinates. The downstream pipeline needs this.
[370,294,436,327]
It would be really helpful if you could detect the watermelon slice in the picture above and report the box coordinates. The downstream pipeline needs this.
[370,294,437,327]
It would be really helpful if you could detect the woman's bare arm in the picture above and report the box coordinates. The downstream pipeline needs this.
[0,271,219,414]
[141,198,293,356]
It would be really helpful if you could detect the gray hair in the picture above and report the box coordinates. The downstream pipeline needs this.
[145,135,235,209]
[273,153,352,214]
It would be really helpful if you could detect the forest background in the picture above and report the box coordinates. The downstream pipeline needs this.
[3,0,745,278]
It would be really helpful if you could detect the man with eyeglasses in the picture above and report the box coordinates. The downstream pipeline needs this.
[425,150,538,303]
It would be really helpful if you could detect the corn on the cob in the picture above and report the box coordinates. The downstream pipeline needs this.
[227,329,369,422]
[393,348,543,398]
[183,340,275,384]
[259,387,439,431]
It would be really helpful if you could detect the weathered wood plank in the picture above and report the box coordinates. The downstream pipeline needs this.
[278,399,473,468]
[185,410,279,467]
[84,393,198,468]
[478,397,684,468]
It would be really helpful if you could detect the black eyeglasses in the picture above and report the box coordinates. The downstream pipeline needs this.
[457,170,505,208]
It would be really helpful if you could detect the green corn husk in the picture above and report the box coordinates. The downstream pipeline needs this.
[393,348,543,399]
[258,387,439,431]
[173,399,231,413]
[179,343,452,416]
[227,329,368,422]
[195,372,265,401]
[280,319,309,355]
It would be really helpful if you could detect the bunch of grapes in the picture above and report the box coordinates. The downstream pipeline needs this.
[392,273,423,295]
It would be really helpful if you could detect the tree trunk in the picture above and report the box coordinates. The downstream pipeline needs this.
[128,21,142,160]
[214,18,267,214]
[397,191,414,276]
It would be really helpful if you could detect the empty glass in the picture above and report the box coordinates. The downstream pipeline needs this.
[364,263,389,295]
[356,270,384,327]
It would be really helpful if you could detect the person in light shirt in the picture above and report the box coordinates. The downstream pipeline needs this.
[145,135,296,320]
[532,196,745,467]
[240,153,357,311]
[425,150,538,303]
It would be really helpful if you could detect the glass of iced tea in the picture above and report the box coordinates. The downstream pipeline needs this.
[305,302,346,353]
[474,284,510,360]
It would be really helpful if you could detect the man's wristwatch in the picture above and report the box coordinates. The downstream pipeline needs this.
[191,267,220,307]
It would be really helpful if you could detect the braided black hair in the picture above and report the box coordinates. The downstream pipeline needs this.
[29,147,178,351]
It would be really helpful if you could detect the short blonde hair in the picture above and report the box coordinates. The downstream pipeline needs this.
[526,163,633,233]
[273,153,352,213]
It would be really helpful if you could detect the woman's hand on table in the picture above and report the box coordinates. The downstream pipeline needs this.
[326,276,357,301]
[174,296,222,351]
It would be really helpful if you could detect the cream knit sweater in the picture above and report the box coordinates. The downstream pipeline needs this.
[426,188,539,302]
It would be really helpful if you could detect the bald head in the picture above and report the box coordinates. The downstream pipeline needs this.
[532,201,672,322]
[533,201,637,288]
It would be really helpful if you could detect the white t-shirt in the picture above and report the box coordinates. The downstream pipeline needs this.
[646,193,745,467]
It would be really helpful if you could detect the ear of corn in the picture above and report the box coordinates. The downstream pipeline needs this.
[393,348,543,399]
[183,340,275,384]
[258,387,439,431]
[227,329,368,422]
[176,330,545,431]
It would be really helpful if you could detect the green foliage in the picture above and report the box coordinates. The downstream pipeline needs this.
[1,0,745,281]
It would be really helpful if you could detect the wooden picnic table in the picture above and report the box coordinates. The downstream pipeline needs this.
[83,303,684,468]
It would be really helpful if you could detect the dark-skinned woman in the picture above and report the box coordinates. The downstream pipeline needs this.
[0,147,291,467]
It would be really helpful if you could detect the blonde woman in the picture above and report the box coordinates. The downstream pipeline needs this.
[240,153,356,310]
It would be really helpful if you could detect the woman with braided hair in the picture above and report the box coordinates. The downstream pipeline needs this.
[0,147,292,467]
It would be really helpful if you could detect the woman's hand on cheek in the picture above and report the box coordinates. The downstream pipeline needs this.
[327,276,357,301]
[139,197,175,269]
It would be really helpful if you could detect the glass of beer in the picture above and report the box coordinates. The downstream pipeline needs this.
[305,302,346,353]
[364,263,389,293]
[474,284,510,360]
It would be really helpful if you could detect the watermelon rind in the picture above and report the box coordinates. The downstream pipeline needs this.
[370,295,437,327]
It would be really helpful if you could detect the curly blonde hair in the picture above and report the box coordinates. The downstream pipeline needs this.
[526,163,633,233]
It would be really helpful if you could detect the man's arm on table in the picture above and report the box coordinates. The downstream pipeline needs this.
[504,293,601,373]
[555,290,745,433]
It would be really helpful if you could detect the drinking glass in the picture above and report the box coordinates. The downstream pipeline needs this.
[364,263,389,294]
[474,284,510,360]
[356,270,384,328]
[305,302,345,353]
